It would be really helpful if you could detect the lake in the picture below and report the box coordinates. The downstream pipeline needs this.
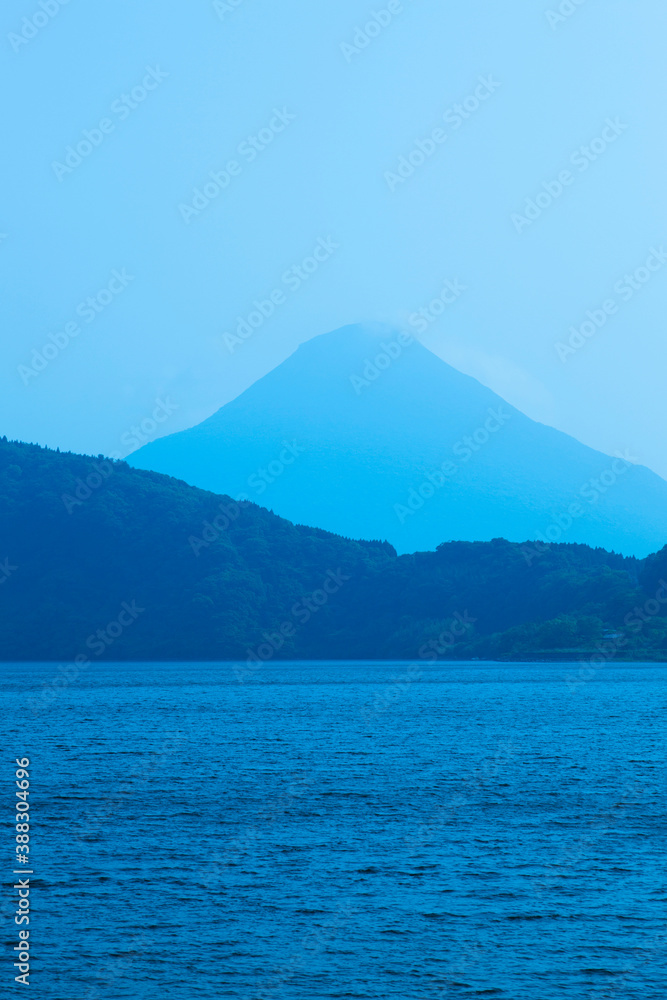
[3,660,665,998]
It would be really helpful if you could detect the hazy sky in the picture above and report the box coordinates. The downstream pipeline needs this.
[2,0,667,476]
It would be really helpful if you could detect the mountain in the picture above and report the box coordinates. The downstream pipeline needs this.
[2,437,667,666]
[128,324,667,558]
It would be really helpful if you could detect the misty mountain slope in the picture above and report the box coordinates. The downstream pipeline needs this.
[129,324,667,557]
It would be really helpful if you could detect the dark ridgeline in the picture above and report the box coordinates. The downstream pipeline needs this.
[1,436,666,663]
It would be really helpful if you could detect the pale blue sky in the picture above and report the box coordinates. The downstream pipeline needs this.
[2,0,666,475]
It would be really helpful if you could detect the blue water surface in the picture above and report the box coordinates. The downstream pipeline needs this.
[1,660,665,998]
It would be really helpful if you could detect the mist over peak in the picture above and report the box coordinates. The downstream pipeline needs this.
[129,325,667,558]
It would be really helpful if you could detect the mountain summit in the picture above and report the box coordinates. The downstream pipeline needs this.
[128,324,667,556]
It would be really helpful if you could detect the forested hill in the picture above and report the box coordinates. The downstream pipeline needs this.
[1,437,667,664]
